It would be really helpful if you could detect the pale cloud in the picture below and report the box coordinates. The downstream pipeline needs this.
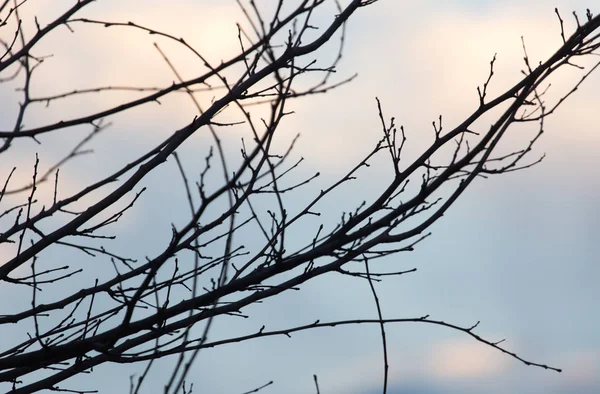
[426,339,509,379]
[286,0,600,177]
[11,0,598,175]
[1,1,249,222]
[4,1,243,130]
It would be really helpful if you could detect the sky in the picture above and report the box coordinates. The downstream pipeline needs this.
[1,1,599,393]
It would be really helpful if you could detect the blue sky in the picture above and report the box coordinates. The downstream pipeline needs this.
[0,1,599,393]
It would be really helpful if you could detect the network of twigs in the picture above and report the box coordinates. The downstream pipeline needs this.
[0,1,599,393]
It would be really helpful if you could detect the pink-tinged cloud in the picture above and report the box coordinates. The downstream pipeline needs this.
[1,1,243,131]
[426,339,509,379]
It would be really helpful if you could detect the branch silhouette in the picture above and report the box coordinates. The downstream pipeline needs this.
[0,1,598,393]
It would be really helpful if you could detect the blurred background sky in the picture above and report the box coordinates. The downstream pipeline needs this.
[1,1,599,393]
